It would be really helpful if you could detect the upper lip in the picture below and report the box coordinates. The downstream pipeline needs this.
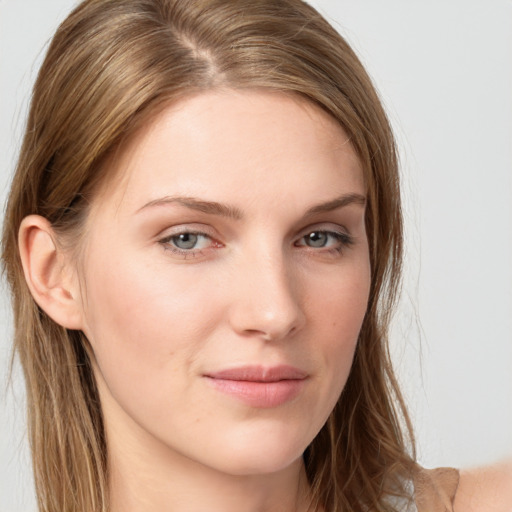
[204,365,308,382]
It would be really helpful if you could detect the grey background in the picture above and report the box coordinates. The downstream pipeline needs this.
[1,1,511,510]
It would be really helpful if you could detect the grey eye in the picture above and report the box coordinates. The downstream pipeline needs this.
[304,231,328,248]
[171,233,199,250]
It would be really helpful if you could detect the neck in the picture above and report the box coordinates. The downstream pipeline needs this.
[105,410,313,512]
[108,437,311,512]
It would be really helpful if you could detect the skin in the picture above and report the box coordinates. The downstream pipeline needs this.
[454,459,512,512]
[22,90,371,512]
[17,89,510,512]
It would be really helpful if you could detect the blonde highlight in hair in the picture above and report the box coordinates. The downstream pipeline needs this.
[2,1,416,511]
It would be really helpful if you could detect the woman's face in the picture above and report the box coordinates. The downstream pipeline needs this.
[77,90,370,476]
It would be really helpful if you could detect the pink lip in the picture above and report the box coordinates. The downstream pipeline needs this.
[203,365,308,408]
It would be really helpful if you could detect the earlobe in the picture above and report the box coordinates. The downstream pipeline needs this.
[18,215,84,330]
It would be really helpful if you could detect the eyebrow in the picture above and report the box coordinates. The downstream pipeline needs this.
[137,193,366,219]
[304,193,366,215]
[137,196,244,219]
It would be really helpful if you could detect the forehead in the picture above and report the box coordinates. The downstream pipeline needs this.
[91,89,364,217]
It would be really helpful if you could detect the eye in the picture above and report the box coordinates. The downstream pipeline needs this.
[159,230,218,256]
[303,231,330,248]
[295,230,353,252]
[170,232,209,250]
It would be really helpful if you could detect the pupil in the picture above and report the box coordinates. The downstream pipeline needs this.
[174,233,198,250]
[307,232,327,247]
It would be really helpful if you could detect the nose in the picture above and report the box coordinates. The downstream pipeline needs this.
[227,250,305,341]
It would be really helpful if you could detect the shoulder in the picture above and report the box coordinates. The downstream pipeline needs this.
[413,466,459,512]
[453,459,512,512]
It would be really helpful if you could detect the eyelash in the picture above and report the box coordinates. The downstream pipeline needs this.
[294,230,354,255]
[158,229,354,259]
[158,231,219,259]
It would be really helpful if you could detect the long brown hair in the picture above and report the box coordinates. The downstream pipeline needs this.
[2,1,415,511]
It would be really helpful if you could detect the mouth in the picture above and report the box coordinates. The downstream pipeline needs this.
[203,365,308,408]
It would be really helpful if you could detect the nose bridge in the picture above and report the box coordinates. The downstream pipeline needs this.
[229,243,304,340]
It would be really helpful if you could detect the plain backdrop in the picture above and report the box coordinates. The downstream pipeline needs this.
[1,1,511,511]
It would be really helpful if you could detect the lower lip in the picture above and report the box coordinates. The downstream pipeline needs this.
[204,377,306,408]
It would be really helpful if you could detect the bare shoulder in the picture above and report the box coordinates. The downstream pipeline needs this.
[454,459,512,512]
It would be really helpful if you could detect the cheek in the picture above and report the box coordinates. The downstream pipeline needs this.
[78,247,221,406]
[312,258,371,343]
[78,255,237,456]
[305,258,371,405]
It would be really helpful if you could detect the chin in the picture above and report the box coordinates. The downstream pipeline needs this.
[198,422,314,476]
[213,451,304,477]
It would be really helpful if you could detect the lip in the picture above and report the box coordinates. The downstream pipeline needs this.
[203,365,308,408]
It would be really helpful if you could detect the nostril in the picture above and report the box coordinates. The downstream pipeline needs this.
[240,322,299,342]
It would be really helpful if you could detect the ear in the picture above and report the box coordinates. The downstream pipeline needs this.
[18,215,84,330]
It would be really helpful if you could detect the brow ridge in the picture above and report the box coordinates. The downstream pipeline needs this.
[138,193,366,219]
[138,196,243,219]
[305,193,366,215]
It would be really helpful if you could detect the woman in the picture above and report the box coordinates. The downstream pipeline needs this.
[0,1,505,511]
